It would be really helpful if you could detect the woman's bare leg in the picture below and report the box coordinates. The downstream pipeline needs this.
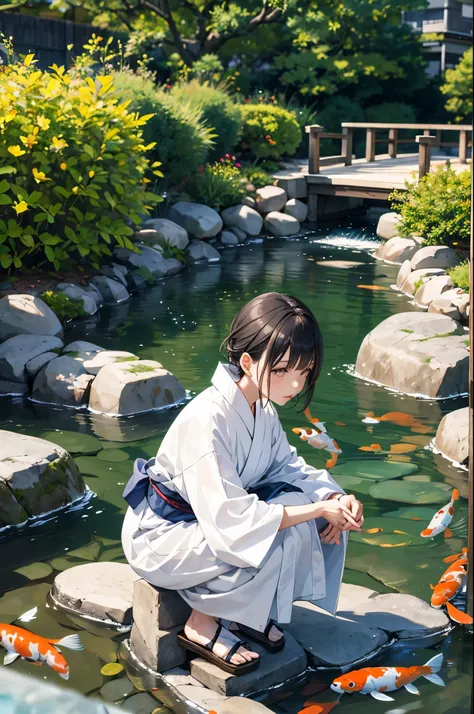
[184,609,260,665]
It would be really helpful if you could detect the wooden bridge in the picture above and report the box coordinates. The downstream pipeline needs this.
[274,122,472,221]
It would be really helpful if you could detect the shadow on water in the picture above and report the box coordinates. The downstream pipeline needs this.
[0,226,471,712]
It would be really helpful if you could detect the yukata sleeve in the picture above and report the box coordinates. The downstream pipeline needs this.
[180,410,284,570]
[265,411,345,502]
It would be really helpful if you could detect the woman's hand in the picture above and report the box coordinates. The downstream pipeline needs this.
[338,494,364,530]
[319,523,342,545]
[319,499,361,531]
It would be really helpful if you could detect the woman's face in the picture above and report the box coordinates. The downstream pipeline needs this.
[249,347,313,406]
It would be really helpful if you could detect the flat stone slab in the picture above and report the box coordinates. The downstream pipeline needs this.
[51,562,140,624]
[335,584,450,640]
[287,599,388,667]
[355,312,468,398]
[434,407,469,465]
[190,630,307,696]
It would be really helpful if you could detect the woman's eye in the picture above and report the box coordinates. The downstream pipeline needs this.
[271,369,287,375]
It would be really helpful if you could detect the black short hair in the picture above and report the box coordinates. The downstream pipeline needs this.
[220,292,323,410]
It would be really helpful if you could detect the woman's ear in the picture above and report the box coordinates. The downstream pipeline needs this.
[240,352,252,376]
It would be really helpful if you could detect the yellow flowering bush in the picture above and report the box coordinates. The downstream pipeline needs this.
[0,48,161,271]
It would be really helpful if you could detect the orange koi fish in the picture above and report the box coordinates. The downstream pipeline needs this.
[362,411,425,429]
[420,489,459,539]
[292,408,343,468]
[331,653,445,701]
[430,548,473,624]
[0,606,83,679]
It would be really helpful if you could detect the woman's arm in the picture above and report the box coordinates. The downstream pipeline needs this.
[278,498,361,531]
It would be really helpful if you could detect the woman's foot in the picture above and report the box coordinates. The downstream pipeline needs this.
[229,620,284,643]
[184,610,260,666]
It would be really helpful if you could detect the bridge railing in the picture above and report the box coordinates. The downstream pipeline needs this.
[305,122,473,178]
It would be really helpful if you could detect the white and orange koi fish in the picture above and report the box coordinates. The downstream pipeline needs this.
[293,407,342,468]
[331,653,445,701]
[430,548,473,625]
[420,489,459,539]
[0,606,83,679]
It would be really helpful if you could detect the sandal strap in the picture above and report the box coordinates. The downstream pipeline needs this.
[223,638,246,663]
[263,619,284,639]
[207,622,223,651]
[207,625,246,662]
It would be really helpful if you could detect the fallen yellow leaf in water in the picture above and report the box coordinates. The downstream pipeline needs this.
[387,454,413,462]
[389,443,417,454]
[357,284,387,291]
[335,421,347,426]
[394,529,409,535]
[380,542,410,548]
[359,443,382,451]
[364,527,384,534]
[100,662,124,676]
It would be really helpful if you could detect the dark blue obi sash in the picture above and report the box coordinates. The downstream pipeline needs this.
[123,457,304,524]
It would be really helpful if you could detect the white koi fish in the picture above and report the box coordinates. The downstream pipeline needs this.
[421,489,459,538]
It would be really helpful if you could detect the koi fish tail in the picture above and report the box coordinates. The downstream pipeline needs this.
[422,654,445,687]
[326,454,338,469]
[50,634,84,651]
[16,606,38,623]
[443,551,464,563]
[446,601,474,625]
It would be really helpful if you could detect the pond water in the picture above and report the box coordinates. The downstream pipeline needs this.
[0,228,471,714]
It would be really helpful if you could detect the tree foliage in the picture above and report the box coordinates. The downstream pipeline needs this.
[441,47,473,123]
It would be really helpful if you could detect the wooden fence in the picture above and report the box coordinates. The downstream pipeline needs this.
[0,12,127,70]
[305,122,473,178]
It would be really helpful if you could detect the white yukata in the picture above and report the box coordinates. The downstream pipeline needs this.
[121,362,347,631]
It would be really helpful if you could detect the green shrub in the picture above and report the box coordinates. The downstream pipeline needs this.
[239,104,301,160]
[169,80,242,162]
[183,158,246,211]
[389,165,471,247]
[112,71,215,187]
[241,166,275,190]
[448,261,470,291]
[0,52,161,272]
[316,97,365,157]
[40,290,87,321]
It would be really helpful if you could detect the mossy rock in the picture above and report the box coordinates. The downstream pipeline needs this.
[0,480,28,527]
[40,430,103,456]
[331,459,418,481]
[369,480,452,504]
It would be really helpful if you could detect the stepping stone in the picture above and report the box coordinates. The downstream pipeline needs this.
[51,562,140,624]
[369,479,452,503]
[83,350,138,375]
[189,630,307,696]
[287,595,388,667]
[335,584,450,641]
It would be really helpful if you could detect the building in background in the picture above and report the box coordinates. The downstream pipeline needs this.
[402,0,473,76]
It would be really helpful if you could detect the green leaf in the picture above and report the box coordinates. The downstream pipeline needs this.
[34,213,48,222]
[13,256,22,268]
[39,233,62,246]
[65,226,76,241]
[77,244,90,257]
[53,186,71,199]
[0,166,16,176]
[0,195,12,205]
[20,235,36,248]
[0,179,10,194]
[7,224,21,238]
[44,246,55,262]
[0,255,13,269]
[70,207,84,222]
[83,144,95,158]
[28,191,43,204]
[104,191,116,208]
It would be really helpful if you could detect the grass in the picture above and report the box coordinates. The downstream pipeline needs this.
[126,364,156,374]
[114,356,138,363]
[414,331,455,343]
[400,329,414,334]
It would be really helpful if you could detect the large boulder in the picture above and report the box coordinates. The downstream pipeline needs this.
[55,284,98,315]
[410,246,461,272]
[83,350,138,375]
[434,407,469,466]
[355,312,468,398]
[100,263,128,287]
[275,175,308,200]
[186,240,221,262]
[399,268,445,296]
[264,212,300,237]
[414,274,454,307]
[140,218,189,250]
[88,360,186,416]
[0,431,86,526]
[377,236,420,264]
[168,202,222,239]
[221,230,239,246]
[31,355,89,406]
[114,245,169,278]
[284,199,308,223]
[429,288,470,322]
[0,335,63,385]
[376,211,402,240]
[0,294,63,341]
[90,276,129,304]
[25,352,59,381]
[221,205,263,236]
[255,186,287,214]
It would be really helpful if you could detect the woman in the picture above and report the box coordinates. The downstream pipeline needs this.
[122,292,364,675]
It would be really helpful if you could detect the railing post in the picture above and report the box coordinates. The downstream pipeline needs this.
[366,128,376,162]
[459,130,468,163]
[305,124,323,174]
[342,127,353,166]
[416,135,436,179]
[388,128,398,159]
